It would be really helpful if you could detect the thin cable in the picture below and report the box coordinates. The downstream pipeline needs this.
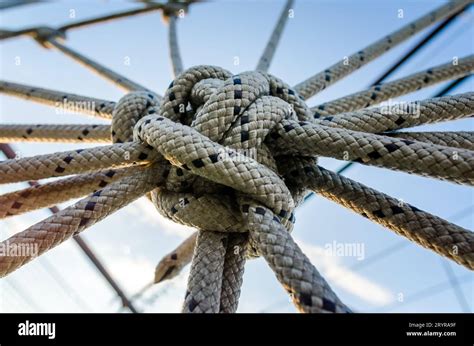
[3,278,43,312]
[373,274,472,312]
[439,258,471,312]
[39,257,94,312]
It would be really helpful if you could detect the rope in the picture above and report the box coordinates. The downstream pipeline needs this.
[272,119,474,186]
[0,81,115,119]
[46,39,151,93]
[0,3,186,40]
[0,124,110,143]
[0,166,141,218]
[311,55,474,116]
[0,142,157,184]
[154,232,197,283]
[256,0,294,72]
[168,16,184,77]
[283,162,474,269]
[182,230,227,313]
[314,93,474,133]
[58,4,177,32]
[387,131,474,151]
[294,0,471,99]
[0,163,167,277]
[1,1,473,314]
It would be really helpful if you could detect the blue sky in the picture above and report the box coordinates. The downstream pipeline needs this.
[0,0,472,313]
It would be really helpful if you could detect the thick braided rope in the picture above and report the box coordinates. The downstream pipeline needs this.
[0,142,157,184]
[313,93,474,133]
[256,0,294,72]
[271,120,474,185]
[218,233,248,313]
[0,166,142,218]
[3,93,471,144]
[154,232,197,283]
[388,131,474,151]
[242,199,351,313]
[182,231,227,313]
[294,0,471,99]
[135,114,295,221]
[1,59,472,313]
[0,124,111,143]
[282,161,474,269]
[168,15,184,77]
[46,39,151,93]
[0,163,167,277]
[137,112,291,312]
[0,0,471,314]
[152,127,474,278]
[132,67,353,313]
[0,81,115,119]
[311,55,474,116]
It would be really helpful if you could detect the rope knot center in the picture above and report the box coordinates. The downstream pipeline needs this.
[112,65,314,236]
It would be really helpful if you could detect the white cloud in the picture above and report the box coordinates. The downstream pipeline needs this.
[295,239,394,306]
[126,198,195,238]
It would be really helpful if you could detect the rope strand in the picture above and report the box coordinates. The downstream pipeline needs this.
[256,0,294,72]
[0,166,141,218]
[168,16,184,77]
[0,81,115,119]
[0,142,157,184]
[311,55,474,117]
[0,124,111,143]
[0,163,166,278]
[294,0,471,99]
[285,163,474,269]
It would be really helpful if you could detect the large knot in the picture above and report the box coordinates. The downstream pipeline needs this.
[113,65,315,249]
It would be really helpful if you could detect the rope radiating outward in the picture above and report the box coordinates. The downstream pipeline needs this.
[0,2,186,40]
[0,141,158,184]
[256,0,294,72]
[311,56,474,117]
[313,93,474,133]
[0,0,473,315]
[294,0,471,100]
[283,161,474,269]
[0,166,143,218]
[387,131,474,151]
[0,163,168,277]
[46,38,151,93]
[0,81,115,119]
[168,15,184,77]
[0,124,111,143]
